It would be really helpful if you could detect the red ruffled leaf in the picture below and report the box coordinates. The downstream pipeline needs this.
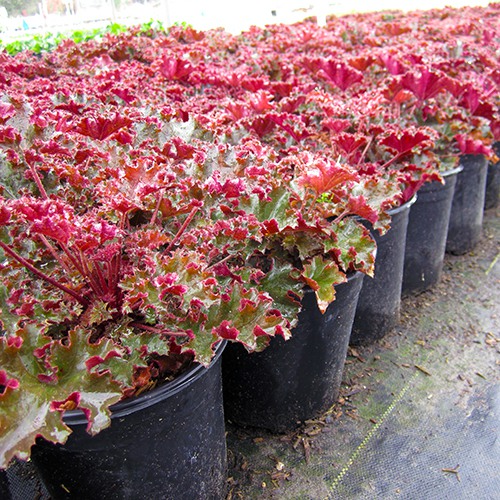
[248,90,274,113]
[318,59,363,91]
[246,115,276,138]
[0,370,19,396]
[297,157,358,195]
[346,195,378,224]
[400,67,450,101]
[212,320,240,340]
[50,391,81,412]
[0,102,15,124]
[454,134,492,156]
[154,55,194,81]
[380,129,434,157]
[75,113,133,141]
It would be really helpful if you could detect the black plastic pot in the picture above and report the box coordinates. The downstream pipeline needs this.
[30,343,227,500]
[350,197,415,345]
[446,154,488,255]
[222,272,364,433]
[402,166,462,296]
[485,142,500,210]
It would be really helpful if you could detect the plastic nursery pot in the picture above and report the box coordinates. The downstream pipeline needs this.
[221,272,364,433]
[446,154,488,255]
[484,142,500,210]
[485,160,500,210]
[0,470,10,500]
[350,196,416,346]
[402,166,463,297]
[30,342,227,500]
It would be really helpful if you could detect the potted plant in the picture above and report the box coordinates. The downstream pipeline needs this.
[0,99,300,498]
[445,134,492,255]
[485,135,500,210]
[221,148,380,432]
[348,124,438,344]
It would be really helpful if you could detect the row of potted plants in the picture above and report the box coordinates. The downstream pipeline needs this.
[0,3,498,498]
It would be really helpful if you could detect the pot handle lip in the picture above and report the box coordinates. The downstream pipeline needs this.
[387,194,417,216]
[64,340,227,425]
[442,164,464,178]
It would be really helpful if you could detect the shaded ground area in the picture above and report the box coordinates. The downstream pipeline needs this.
[226,205,499,500]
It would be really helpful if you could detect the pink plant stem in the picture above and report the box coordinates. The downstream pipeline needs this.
[129,322,187,337]
[0,241,89,306]
[380,152,404,171]
[150,188,165,226]
[59,243,88,279]
[205,253,233,270]
[332,210,349,225]
[93,262,109,295]
[39,235,73,275]
[165,206,199,253]
[27,163,49,199]
[356,136,373,167]
[111,252,121,298]
[77,249,106,296]
[110,215,126,294]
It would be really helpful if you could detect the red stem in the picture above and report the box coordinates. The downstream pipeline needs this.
[59,243,88,280]
[0,241,89,306]
[93,262,109,296]
[165,206,200,253]
[129,322,188,337]
[205,253,233,270]
[110,215,126,295]
[332,209,349,225]
[39,235,73,275]
[78,249,106,297]
[150,189,165,226]
[380,151,404,171]
[27,163,49,200]
[356,136,373,168]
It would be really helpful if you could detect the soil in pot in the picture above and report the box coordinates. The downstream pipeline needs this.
[222,272,364,434]
[446,154,488,255]
[350,197,415,345]
[30,343,227,500]
[402,166,462,297]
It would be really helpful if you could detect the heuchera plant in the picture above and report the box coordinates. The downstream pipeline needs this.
[0,0,498,472]
[0,100,309,468]
[0,95,375,468]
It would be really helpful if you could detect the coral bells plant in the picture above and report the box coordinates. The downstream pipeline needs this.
[0,103,305,468]
[0,94,376,469]
[0,0,498,475]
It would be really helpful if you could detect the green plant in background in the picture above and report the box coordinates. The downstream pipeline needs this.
[0,20,166,55]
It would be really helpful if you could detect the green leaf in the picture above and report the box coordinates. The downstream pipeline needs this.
[327,218,376,277]
[258,259,303,327]
[282,230,327,261]
[181,282,290,363]
[0,151,34,199]
[243,187,297,231]
[350,177,401,234]
[302,256,346,313]
[0,328,125,468]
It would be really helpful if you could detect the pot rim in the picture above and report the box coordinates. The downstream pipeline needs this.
[442,164,464,178]
[387,194,417,216]
[63,340,226,424]
[302,268,365,296]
